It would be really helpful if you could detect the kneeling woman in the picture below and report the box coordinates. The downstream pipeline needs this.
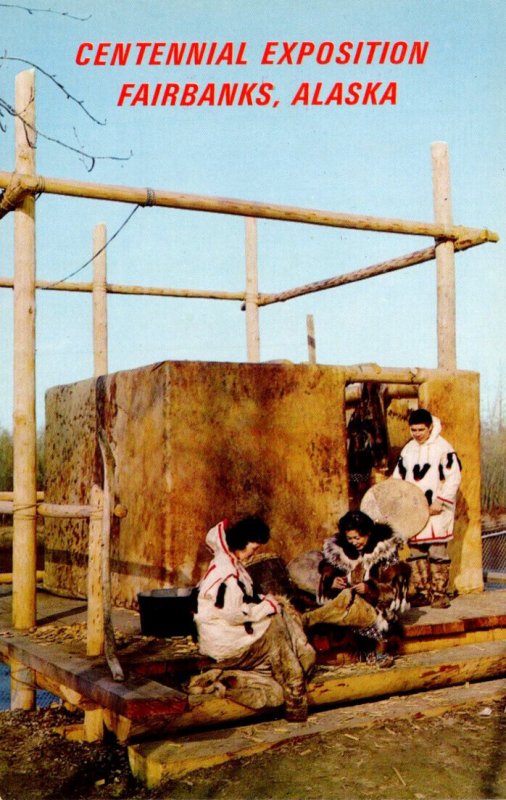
[305,510,411,667]
[195,516,315,722]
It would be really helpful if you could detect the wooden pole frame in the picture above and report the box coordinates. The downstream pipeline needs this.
[306,314,316,364]
[93,223,108,377]
[0,67,500,689]
[0,168,498,244]
[11,68,37,711]
[245,217,260,362]
[432,141,457,370]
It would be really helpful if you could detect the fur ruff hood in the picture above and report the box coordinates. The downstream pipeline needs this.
[322,528,400,580]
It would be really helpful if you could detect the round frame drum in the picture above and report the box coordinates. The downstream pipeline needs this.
[360,478,429,541]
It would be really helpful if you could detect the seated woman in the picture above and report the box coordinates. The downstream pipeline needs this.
[304,510,411,667]
[194,515,315,722]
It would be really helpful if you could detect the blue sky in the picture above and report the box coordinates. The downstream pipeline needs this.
[0,0,504,429]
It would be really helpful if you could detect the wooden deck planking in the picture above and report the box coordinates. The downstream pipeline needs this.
[159,639,506,735]
[0,631,188,719]
[308,640,506,706]
[128,677,506,787]
[0,588,504,740]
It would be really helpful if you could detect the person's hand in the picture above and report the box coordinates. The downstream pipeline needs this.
[332,575,348,590]
[429,500,444,515]
[352,582,367,595]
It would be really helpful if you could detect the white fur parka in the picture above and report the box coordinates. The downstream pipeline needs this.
[194,521,280,661]
[392,416,461,544]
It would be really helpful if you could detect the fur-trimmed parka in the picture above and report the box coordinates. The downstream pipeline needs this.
[318,523,411,621]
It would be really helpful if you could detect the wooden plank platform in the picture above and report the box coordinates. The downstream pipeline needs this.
[395,594,506,656]
[0,634,188,720]
[306,590,506,665]
[0,589,188,726]
[0,587,504,743]
[128,677,506,788]
[158,639,506,735]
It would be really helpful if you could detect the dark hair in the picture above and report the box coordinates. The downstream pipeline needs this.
[338,510,374,538]
[408,408,433,426]
[225,515,270,552]
[336,510,393,558]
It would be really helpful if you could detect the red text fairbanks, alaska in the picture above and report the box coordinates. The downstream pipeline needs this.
[75,40,427,108]
[116,81,397,107]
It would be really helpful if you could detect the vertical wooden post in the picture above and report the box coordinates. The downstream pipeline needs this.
[89,224,107,658]
[86,484,104,656]
[84,706,105,742]
[86,484,105,739]
[431,141,457,370]
[12,69,37,629]
[306,314,316,363]
[98,430,124,681]
[11,69,37,709]
[10,659,35,711]
[245,217,260,362]
[92,224,108,377]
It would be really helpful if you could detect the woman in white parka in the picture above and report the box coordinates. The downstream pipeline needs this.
[195,516,315,722]
[392,408,462,608]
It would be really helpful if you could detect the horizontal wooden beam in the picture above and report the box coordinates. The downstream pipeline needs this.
[0,571,44,584]
[343,365,426,384]
[37,502,98,519]
[0,491,44,501]
[0,170,499,242]
[260,233,494,306]
[0,500,127,518]
[345,383,418,403]
[128,677,506,787]
[0,276,246,301]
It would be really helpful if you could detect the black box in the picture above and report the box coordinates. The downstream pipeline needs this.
[137,588,197,638]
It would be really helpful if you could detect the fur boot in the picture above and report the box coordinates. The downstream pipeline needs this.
[277,599,316,676]
[407,557,431,607]
[429,560,451,609]
[284,679,308,722]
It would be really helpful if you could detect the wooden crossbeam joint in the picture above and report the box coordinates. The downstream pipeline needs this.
[0,175,27,220]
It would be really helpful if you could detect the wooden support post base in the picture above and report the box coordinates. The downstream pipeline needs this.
[84,707,104,742]
[53,723,86,742]
[10,658,35,710]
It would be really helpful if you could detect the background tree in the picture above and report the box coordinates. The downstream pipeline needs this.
[481,395,506,514]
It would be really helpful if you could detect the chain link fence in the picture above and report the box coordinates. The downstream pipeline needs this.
[0,663,59,711]
[482,529,506,587]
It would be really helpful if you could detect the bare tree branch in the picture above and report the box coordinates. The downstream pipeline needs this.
[0,2,91,21]
[0,97,132,172]
[0,55,105,125]
[0,50,133,171]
